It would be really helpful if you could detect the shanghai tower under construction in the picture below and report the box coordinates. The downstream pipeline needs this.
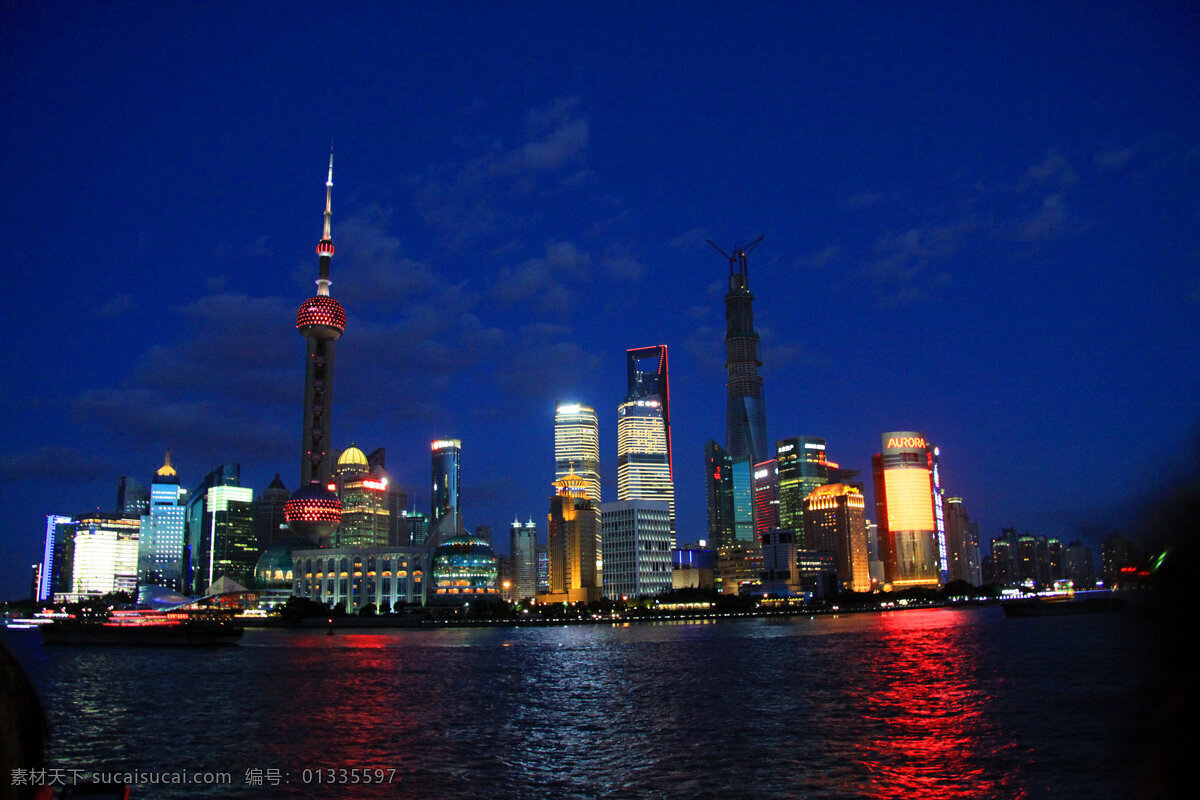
[714,237,768,464]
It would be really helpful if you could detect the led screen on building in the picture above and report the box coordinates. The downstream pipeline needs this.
[883,468,935,532]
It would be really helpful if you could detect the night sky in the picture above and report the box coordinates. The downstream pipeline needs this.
[3,2,1197,599]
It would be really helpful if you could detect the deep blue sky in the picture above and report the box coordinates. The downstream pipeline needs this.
[2,2,1198,598]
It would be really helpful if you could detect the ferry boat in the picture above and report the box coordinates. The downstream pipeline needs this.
[1001,591,1126,617]
[40,609,243,646]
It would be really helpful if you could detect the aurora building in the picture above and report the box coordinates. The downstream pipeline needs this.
[872,432,941,589]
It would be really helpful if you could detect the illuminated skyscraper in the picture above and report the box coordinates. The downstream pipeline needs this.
[39,515,74,601]
[713,242,769,549]
[70,513,140,598]
[184,462,240,594]
[872,431,940,589]
[600,499,672,599]
[201,485,256,591]
[336,445,392,548]
[930,444,949,579]
[752,459,779,540]
[547,473,601,603]
[943,496,982,585]
[138,449,187,590]
[509,517,538,601]
[804,484,871,592]
[776,436,828,546]
[704,440,735,547]
[284,152,345,544]
[717,243,768,464]
[555,403,600,503]
[431,439,461,528]
[117,476,149,517]
[618,346,674,534]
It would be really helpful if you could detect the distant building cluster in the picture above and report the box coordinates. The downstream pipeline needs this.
[32,168,1110,611]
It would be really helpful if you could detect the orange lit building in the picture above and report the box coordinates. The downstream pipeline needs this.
[545,473,602,603]
[803,483,872,592]
[872,432,940,589]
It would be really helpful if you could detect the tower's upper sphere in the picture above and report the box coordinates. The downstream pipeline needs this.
[296,296,346,338]
[283,481,343,543]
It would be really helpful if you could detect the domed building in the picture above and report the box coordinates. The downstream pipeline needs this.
[254,537,317,609]
[335,444,370,479]
[430,532,499,604]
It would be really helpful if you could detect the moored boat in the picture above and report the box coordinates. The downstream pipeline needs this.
[1002,593,1126,617]
[40,610,243,646]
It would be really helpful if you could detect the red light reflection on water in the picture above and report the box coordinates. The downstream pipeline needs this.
[259,631,419,780]
[854,610,1023,799]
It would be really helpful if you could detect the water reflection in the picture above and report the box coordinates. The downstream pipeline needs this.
[1,606,1143,800]
[853,610,1017,799]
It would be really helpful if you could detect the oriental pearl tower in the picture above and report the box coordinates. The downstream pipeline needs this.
[283,152,345,544]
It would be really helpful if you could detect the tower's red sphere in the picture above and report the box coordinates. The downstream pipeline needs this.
[284,482,343,543]
[296,296,346,337]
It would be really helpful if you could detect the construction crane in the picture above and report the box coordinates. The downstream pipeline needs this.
[707,235,764,287]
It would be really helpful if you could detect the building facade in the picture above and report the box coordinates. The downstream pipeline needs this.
[760,528,803,597]
[256,473,290,551]
[872,431,940,589]
[546,474,602,603]
[776,436,828,547]
[720,243,768,465]
[704,440,735,548]
[619,346,674,532]
[554,403,601,503]
[293,546,429,613]
[334,446,392,549]
[39,515,74,601]
[430,439,462,529]
[943,496,982,585]
[201,485,257,592]
[69,513,140,599]
[752,458,780,540]
[509,518,538,601]
[600,499,673,599]
[138,452,187,590]
[803,483,871,593]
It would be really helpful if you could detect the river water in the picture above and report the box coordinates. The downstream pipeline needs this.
[2,604,1167,799]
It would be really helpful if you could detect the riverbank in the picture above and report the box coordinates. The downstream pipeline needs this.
[242,596,999,629]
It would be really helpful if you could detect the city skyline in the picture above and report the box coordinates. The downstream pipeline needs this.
[3,3,1199,598]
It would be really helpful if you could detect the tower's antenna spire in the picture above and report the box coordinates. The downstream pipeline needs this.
[316,145,335,294]
[323,145,333,242]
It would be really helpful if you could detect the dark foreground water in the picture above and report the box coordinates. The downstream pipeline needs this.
[3,604,1168,799]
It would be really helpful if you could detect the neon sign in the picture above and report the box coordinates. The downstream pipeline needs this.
[886,436,926,449]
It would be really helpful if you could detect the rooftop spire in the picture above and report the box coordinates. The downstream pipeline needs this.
[322,147,333,242]
[315,146,335,293]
